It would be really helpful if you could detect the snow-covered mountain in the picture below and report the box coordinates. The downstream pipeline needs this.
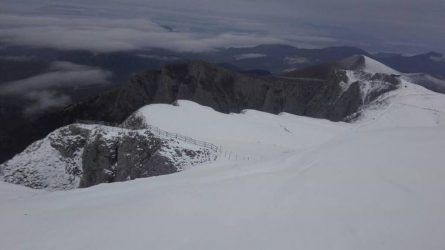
[288,54,445,95]
[0,56,429,191]
[4,55,438,166]
[0,123,216,190]
[336,54,401,75]
[1,56,445,249]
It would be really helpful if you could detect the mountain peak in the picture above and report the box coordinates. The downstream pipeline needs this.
[337,55,399,75]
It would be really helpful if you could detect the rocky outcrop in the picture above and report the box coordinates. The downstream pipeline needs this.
[0,125,87,190]
[303,70,400,120]
[0,124,216,190]
[61,61,322,121]
[78,129,178,188]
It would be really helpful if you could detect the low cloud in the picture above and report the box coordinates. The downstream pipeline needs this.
[0,61,111,115]
[0,61,111,95]
[1,0,444,54]
[0,14,284,53]
[23,90,71,115]
[235,53,267,60]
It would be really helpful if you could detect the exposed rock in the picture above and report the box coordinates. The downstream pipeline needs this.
[79,129,177,188]
[0,124,216,190]
[0,125,86,190]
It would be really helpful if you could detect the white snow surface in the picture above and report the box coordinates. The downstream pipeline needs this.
[2,81,445,249]
[137,100,350,160]
[360,55,400,75]
[356,79,445,129]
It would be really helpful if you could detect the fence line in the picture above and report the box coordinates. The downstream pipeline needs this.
[143,124,220,152]
[76,120,220,152]
[76,120,254,162]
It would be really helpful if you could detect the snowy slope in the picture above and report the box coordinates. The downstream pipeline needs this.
[342,55,445,95]
[356,79,445,129]
[360,55,400,75]
[135,100,350,160]
[404,73,445,94]
[338,55,400,75]
[1,60,445,249]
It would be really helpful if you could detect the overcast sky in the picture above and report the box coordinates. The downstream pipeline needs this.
[1,0,444,54]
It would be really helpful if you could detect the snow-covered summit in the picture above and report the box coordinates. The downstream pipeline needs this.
[337,55,400,75]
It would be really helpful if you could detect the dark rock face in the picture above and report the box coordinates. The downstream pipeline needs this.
[79,129,177,188]
[60,61,387,123]
[1,124,214,190]
[304,71,361,120]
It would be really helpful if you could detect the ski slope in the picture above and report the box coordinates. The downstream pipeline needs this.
[1,81,445,249]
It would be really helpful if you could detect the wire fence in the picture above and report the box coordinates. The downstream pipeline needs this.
[76,120,220,151]
[143,124,220,152]
[76,120,254,162]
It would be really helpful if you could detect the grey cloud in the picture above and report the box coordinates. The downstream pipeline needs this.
[0,14,284,52]
[23,90,71,115]
[0,61,111,95]
[0,55,36,62]
[0,61,111,115]
[1,0,444,54]
[235,54,267,60]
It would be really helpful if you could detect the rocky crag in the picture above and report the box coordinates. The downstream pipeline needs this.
[0,123,216,190]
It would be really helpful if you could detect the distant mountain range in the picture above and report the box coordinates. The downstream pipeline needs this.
[2,44,445,82]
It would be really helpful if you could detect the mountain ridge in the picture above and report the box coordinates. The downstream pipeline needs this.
[0,57,403,165]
